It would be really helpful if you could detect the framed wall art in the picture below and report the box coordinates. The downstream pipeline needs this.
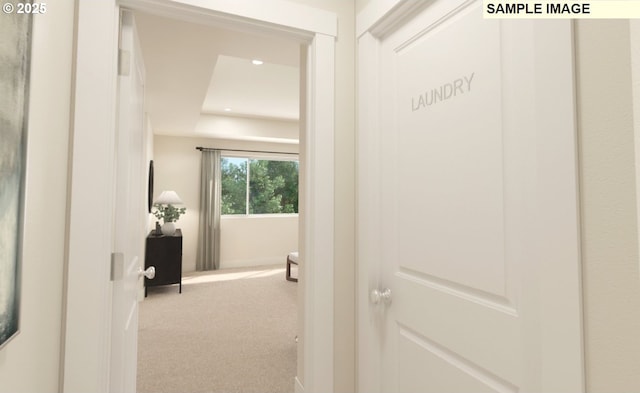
[148,160,154,213]
[0,5,33,349]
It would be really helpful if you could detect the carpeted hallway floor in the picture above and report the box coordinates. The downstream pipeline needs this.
[137,266,297,393]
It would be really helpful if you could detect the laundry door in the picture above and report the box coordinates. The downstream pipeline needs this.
[110,10,147,393]
[356,1,584,392]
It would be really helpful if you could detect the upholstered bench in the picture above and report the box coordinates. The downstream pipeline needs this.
[286,252,298,282]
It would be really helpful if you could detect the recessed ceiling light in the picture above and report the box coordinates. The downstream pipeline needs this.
[252,59,264,65]
[224,108,232,112]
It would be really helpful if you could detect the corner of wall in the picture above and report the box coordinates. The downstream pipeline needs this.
[575,19,640,392]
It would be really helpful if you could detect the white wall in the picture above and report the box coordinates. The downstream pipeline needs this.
[153,132,299,272]
[355,0,370,13]
[195,114,299,143]
[575,20,640,392]
[221,215,298,268]
[0,3,75,391]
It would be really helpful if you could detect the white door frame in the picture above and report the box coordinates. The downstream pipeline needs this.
[63,1,336,392]
[356,0,584,391]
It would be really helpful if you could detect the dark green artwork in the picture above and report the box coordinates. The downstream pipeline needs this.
[0,5,32,349]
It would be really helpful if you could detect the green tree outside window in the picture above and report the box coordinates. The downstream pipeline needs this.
[221,157,298,215]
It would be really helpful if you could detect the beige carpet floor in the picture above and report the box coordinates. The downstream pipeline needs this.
[137,266,297,393]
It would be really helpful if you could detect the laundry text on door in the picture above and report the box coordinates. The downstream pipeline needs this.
[411,72,475,112]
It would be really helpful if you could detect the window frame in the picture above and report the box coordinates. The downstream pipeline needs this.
[221,152,300,217]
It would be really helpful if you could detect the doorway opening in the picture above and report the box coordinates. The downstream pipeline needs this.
[131,8,303,392]
[65,1,335,392]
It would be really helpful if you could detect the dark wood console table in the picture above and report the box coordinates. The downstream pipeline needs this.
[145,229,182,296]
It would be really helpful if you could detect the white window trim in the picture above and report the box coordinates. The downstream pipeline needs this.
[221,155,299,216]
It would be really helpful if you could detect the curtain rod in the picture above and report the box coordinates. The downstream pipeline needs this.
[196,146,298,155]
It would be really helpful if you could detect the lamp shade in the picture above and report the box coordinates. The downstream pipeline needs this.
[154,190,183,205]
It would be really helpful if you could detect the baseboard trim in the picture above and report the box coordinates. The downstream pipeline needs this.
[294,376,304,393]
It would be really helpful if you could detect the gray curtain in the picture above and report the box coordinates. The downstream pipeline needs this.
[196,150,221,271]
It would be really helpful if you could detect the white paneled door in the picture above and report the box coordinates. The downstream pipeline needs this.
[110,10,146,393]
[357,1,583,392]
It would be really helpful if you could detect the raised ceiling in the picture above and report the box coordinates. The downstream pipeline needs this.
[201,55,299,120]
[134,12,300,139]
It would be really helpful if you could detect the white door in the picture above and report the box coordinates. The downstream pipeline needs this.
[357,1,583,392]
[110,10,147,393]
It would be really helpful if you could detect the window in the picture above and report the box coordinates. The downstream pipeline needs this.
[221,156,299,215]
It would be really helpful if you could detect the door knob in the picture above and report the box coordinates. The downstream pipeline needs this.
[139,266,155,280]
[370,288,392,305]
